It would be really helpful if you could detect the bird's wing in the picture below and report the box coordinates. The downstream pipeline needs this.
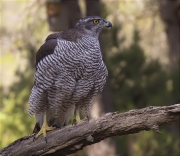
[35,30,82,67]
[29,37,58,116]
[35,33,62,66]
[29,34,78,119]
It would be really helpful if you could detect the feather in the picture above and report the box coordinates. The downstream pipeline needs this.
[29,16,111,132]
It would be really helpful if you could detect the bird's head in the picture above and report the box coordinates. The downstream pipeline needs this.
[75,16,112,37]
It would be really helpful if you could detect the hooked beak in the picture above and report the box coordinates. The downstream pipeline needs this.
[105,21,112,28]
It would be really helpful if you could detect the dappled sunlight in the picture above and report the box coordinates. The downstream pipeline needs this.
[1,0,48,148]
[102,0,169,65]
[0,0,179,155]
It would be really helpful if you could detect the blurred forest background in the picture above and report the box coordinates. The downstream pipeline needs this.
[0,0,179,156]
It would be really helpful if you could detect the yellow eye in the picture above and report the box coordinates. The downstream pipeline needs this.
[93,20,99,24]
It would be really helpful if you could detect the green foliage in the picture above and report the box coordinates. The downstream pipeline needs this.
[1,1,179,154]
[107,30,171,111]
[0,1,49,149]
[103,24,179,155]
[0,88,35,148]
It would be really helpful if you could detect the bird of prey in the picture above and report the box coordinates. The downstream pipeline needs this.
[29,16,112,141]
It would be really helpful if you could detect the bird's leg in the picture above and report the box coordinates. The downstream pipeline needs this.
[34,113,55,142]
[75,109,81,122]
[72,109,89,125]
[84,115,89,121]
[72,109,80,125]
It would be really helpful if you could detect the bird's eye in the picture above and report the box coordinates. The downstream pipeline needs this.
[93,20,99,24]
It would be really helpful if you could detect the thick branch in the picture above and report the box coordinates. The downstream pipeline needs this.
[1,104,180,156]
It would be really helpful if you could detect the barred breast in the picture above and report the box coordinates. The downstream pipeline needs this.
[29,34,107,125]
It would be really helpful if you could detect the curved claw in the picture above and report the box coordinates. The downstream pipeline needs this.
[33,113,56,143]
[81,116,89,122]
[52,124,60,129]
[72,116,89,125]
[72,119,77,125]
[33,125,55,143]
[44,137,47,143]
[33,136,36,142]
[72,109,90,125]
[85,115,89,122]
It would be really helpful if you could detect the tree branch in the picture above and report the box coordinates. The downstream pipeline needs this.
[1,104,180,156]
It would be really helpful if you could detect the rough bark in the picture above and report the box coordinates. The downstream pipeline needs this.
[86,94,117,156]
[1,104,180,156]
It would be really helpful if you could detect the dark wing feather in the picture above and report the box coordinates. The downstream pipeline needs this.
[35,29,83,66]
[35,33,62,66]
[45,32,62,41]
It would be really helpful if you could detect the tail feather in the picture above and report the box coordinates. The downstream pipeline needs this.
[28,86,48,116]
[32,123,40,134]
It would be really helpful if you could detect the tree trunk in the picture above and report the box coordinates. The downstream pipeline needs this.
[47,0,82,31]
[1,104,179,156]
[158,0,180,70]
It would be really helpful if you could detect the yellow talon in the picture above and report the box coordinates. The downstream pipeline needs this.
[72,109,89,125]
[35,123,55,139]
[75,109,81,123]
[34,113,55,142]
